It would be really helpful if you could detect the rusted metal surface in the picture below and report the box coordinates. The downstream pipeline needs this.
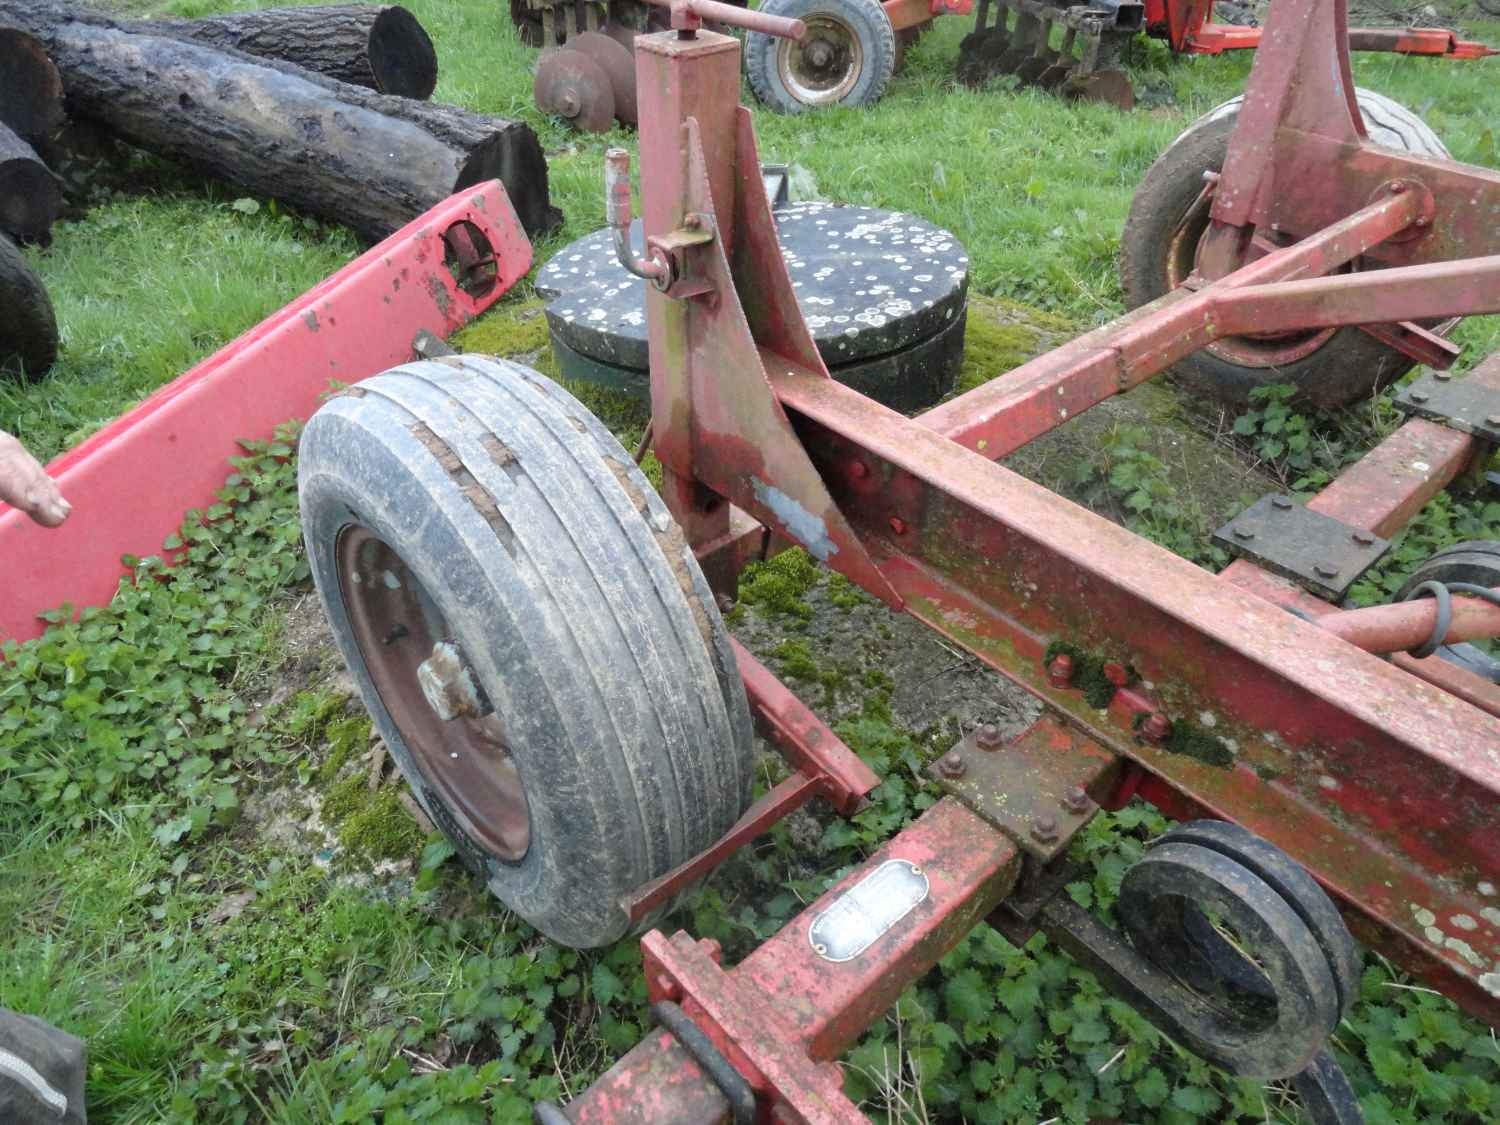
[771,363,1500,1021]
[0,183,527,644]
[1149,0,1497,58]
[1212,494,1391,599]
[927,716,1119,861]
[1392,367,1500,444]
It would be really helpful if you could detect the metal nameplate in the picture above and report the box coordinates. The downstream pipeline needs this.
[808,860,929,963]
[1212,493,1391,600]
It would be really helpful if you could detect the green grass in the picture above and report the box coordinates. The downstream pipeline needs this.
[5,2,1500,1122]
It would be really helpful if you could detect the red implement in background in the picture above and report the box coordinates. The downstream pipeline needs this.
[0,185,529,645]
[1147,0,1498,58]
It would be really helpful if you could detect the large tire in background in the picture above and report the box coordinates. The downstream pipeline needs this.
[746,0,896,112]
[0,234,57,380]
[299,355,755,948]
[1120,89,1449,410]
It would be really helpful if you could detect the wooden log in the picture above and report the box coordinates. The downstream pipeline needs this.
[0,28,65,146]
[0,234,58,380]
[0,122,62,244]
[0,2,561,241]
[149,4,438,100]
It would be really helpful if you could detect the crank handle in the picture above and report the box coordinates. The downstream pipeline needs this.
[644,0,806,39]
[604,149,672,286]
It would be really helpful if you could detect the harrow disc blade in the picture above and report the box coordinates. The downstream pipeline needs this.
[534,47,616,133]
[569,30,638,127]
[1065,68,1134,110]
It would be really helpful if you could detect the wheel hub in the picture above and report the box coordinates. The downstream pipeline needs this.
[336,525,529,861]
[778,16,863,105]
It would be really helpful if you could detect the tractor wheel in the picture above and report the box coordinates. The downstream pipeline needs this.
[1120,89,1448,410]
[746,0,897,112]
[0,235,57,381]
[299,355,755,948]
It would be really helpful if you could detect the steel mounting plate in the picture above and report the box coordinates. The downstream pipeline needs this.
[1391,370,1500,444]
[1213,494,1392,600]
[926,717,1119,862]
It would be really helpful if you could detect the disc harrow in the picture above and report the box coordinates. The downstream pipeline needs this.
[957,0,1142,108]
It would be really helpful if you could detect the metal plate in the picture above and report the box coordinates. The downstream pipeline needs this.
[548,304,966,412]
[537,201,970,370]
[927,718,1120,863]
[808,859,929,962]
[1212,494,1392,601]
[1391,370,1500,444]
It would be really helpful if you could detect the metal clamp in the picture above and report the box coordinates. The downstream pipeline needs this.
[1213,494,1392,600]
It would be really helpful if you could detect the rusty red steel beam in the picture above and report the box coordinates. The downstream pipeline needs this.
[768,357,1500,1022]
[1186,22,1498,58]
[0,184,530,645]
[568,800,1020,1124]
[916,187,1422,459]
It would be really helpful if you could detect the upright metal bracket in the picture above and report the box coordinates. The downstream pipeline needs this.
[1213,494,1392,600]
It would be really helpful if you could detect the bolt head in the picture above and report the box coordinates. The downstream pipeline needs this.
[1062,785,1090,814]
[937,751,966,779]
[1233,525,1255,541]
[889,516,908,535]
[1487,414,1500,427]
[1102,662,1128,687]
[1352,531,1375,546]
[1141,712,1172,744]
[1314,561,1340,579]
[975,723,1003,750]
[1271,495,1293,510]
[1047,653,1074,687]
[1390,180,1407,193]
[1434,371,1452,382]
[849,460,870,480]
[1031,815,1059,844]
[1411,391,1430,404]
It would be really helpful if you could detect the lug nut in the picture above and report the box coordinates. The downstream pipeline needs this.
[1062,786,1090,814]
[937,751,966,779]
[1141,712,1172,744]
[849,460,870,480]
[975,723,1003,750]
[1031,815,1059,844]
[1047,653,1074,688]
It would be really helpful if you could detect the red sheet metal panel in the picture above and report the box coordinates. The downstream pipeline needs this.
[0,184,529,644]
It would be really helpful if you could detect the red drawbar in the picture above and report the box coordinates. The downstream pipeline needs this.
[0,183,530,645]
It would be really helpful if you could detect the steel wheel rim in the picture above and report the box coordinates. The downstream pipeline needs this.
[1167,181,1337,369]
[336,524,529,861]
[777,15,864,105]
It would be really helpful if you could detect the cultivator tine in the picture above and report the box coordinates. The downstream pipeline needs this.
[956,0,1014,87]
[1014,1,1062,85]
[1061,13,1135,109]
[996,4,1047,74]
[1038,25,1079,89]
[956,0,1138,107]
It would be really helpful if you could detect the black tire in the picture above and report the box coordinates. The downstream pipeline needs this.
[746,0,896,113]
[0,234,57,381]
[299,355,754,948]
[1395,540,1500,682]
[1120,90,1448,410]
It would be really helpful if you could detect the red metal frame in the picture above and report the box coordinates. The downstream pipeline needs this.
[1144,0,1497,58]
[0,185,530,646]
[550,0,1500,1117]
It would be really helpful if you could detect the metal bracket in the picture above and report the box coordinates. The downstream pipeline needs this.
[1213,494,1392,600]
[1391,369,1500,445]
[926,717,1120,862]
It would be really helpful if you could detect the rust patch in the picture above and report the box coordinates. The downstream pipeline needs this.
[411,422,515,555]
[425,272,452,318]
[302,309,320,332]
[605,455,712,648]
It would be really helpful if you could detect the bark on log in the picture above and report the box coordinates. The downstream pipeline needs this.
[0,234,58,380]
[0,122,61,244]
[151,5,438,100]
[0,2,561,241]
[0,28,65,146]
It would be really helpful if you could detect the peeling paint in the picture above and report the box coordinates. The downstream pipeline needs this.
[302,309,320,332]
[753,478,839,562]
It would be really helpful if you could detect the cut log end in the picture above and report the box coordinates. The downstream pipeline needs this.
[370,6,437,99]
[0,28,66,146]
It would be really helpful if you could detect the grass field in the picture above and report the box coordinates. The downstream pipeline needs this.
[4,1,1500,1121]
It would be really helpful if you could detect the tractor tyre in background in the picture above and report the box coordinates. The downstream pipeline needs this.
[299,355,755,948]
[0,234,56,380]
[1120,88,1449,410]
[746,0,897,112]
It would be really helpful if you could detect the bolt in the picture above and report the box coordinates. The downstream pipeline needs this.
[1314,561,1340,579]
[1390,180,1407,193]
[1271,495,1293,510]
[1062,785,1090,814]
[1411,391,1429,404]
[937,751,966,779]
[849,459,870,480]
[1352,531,1375,546]
[1487,414,1500,427]
[1415,217,1429,228]
[1047,653,1075,688]
[1102,662,1128,687]
[1141,712,1172,744]
[1233,525,1255,541]
[1031,815,1059,844]
[1434,371,1452,382]
[417,642,493,721]
[889,516,908,535]
[975,723,1003,751]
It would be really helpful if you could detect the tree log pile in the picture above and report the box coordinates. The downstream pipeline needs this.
[0,1,561,244]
